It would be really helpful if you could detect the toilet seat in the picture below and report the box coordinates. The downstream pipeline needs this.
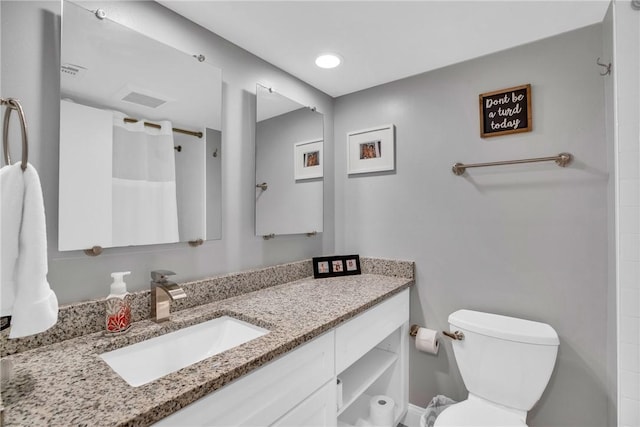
[433,397,527,427]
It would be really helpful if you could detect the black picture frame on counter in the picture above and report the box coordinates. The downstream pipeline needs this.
[313,255,361,278]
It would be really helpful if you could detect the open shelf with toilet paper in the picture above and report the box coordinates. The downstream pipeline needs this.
[334,290,408,427]
[336,328,405,426]
[337,347,398,415]
[338,393,401,427]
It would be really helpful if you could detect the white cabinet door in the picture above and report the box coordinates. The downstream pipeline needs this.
[272,380,337,427]
[155,331,334,426]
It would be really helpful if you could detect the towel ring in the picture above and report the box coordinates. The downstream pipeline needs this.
[1,98,29,171]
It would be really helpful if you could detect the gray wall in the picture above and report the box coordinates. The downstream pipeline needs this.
[0,1,334,304]
[334,25,612,426]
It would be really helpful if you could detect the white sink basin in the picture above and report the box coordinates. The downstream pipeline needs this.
[100,316,269,387]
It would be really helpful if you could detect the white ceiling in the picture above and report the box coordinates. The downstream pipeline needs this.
[159,1,610,98]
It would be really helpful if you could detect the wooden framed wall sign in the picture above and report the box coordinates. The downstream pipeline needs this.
[479,84,532,138]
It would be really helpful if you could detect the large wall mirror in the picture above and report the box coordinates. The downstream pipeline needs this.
[255,84,323,237]
[58,0,222,251]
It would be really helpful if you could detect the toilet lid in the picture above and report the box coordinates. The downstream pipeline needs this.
[434,399,527,427]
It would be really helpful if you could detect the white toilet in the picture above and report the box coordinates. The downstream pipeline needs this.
[434,309,559,427]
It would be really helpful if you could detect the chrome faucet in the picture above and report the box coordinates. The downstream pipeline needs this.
[150,270,186,322]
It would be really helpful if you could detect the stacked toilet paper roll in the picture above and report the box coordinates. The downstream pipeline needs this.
[415,327,440,355]
[369,395,395,427]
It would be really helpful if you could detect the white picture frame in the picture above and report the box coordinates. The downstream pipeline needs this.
[347,124,395,175]
[294,139,323,180]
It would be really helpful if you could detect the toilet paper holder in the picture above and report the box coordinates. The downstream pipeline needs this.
[410,324,465,340]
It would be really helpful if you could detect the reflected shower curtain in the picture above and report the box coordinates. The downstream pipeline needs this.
[111,112,179,246]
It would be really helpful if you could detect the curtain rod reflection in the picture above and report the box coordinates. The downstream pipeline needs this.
[123,117,203,138]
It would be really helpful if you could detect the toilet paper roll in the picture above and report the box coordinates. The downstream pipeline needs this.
[369,395,395,427]
[415,327,440,355]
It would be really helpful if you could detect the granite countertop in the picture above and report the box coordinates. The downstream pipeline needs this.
[1,273,412,426]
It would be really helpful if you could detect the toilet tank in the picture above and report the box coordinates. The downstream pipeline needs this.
[448,310,559,411]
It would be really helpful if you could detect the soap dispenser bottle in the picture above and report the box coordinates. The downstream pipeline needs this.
[105,271,132,333]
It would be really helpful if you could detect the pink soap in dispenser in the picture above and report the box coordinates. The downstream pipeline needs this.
[105,271,132,333]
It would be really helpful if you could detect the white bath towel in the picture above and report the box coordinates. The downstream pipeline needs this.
[1,163,23,318]
[1,162,58,338]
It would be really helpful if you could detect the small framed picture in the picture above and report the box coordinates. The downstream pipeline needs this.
[345,258,359,272]
[313,255,361,278]
[294,139,323,180]
[347,124,395,175]
[317,261,330,274]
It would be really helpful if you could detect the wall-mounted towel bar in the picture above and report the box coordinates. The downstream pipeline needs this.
[123,117,203,139]
[452,152,572,176]
[1,97,29,171]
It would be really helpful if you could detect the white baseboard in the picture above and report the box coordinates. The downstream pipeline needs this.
[400,403,425,427]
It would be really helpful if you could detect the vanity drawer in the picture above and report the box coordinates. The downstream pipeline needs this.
[335,289,409,373]
[155,330,334,426]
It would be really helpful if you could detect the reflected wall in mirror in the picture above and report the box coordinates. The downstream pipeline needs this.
[255,84,324,236]
[58,0,222,251]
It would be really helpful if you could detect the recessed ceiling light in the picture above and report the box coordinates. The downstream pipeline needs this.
[315,54,342,69]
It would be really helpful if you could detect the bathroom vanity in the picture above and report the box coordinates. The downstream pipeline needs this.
[0,259,413,426]
[156,288,409,427]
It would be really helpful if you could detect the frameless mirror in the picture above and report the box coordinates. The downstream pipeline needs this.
[255,84,323,237]
[58,0,222,251]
